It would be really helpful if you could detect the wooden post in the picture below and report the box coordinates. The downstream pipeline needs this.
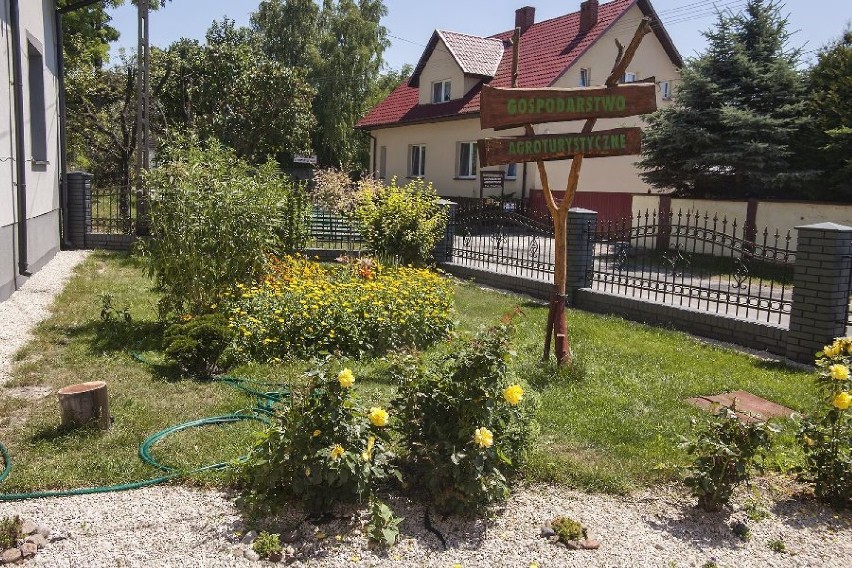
[507,18,653,365]
[58,381,111,430]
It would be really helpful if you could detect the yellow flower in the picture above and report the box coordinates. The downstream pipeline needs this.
[824,343,842,358]
[312,429,321,437]
[833,391,852,410]
[473,427,494,448]
[829,364,850,381]
[503,384,524,406]
[361,436,376,462]
[338,368,355,388]
[330,444,345,460]
[368,407,389,427]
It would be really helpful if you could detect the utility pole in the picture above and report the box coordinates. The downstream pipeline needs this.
[135,0,151,235]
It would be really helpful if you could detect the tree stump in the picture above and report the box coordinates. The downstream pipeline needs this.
[58,381,111,430]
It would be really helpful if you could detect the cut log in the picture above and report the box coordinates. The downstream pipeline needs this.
[58,381,111,430]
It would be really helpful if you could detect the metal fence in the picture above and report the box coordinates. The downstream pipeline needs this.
[307,208,363,252]
[90,185,137,235]
[589,209,795,324]
[450,204,556,281]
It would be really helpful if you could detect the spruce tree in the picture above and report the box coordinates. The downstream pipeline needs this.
[639,0,808,198]
[807,28,852,200]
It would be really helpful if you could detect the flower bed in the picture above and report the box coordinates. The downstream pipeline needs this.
[228,255,454,360]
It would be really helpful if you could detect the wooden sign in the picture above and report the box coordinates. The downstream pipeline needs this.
[478,127,642,167]
[480,83,657,131]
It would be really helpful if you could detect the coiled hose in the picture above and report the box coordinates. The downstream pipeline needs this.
[0,360,289,502]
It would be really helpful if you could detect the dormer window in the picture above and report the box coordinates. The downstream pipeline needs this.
[623,71,636,83]
[579,68,591,87]
[432,80,451,103]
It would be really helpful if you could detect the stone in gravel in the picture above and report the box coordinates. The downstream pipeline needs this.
[240,530,258,545]
[25,534,48,549]
[231,546,245,558]
[268,551,283,562]
[1,548,23,563]
[20,520,37,536]
[244,549,260,561]
[581,539,601,550]
[20,542,38,558]
[36,525,50,538]
[540,525,556,538]
[48,533,67,543]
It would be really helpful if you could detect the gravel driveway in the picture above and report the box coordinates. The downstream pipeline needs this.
[2,251,851,567]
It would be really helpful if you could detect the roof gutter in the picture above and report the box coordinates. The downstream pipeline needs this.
[10,0,31,276]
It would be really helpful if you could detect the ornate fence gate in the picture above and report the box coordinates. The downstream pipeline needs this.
[450,205,556,282]
[589,209,795,324]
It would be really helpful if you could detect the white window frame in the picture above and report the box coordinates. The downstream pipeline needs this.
[579,68,591,87]
[458,141,478,179]
[409,144,426,178]
[432,79,451,103]
[660,80,671,101]
[505,163,518,180]
[623,71,637,83]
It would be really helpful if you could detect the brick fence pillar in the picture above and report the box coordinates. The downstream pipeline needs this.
[566,207,598,305]
[786,222,852,364]
[433,199,457,263]
[65,171,93,250]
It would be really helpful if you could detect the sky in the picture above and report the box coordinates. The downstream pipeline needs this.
[107,0,852,70]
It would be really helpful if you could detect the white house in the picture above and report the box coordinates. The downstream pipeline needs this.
[358,0,682,221]
[1,0,61,302]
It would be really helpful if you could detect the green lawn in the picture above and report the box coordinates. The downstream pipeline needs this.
[0,251,819,495]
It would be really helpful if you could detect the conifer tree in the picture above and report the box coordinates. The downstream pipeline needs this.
[807,28,852,200]
[639,0,808,198]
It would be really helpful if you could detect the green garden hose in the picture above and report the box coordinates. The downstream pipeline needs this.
[0,358,289,502]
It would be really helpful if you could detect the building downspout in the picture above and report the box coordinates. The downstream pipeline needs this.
[55,9,72,249]
[10,0,30,276]
[369,132,377,178]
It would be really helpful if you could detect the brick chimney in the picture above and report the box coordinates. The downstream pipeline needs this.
[515,6,536,33]
[579,0,599,34]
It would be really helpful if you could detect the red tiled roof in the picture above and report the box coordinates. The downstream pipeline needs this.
[439,31,505,78]
[358,0,670,130]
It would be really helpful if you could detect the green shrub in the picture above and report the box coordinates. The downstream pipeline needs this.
[797,338,852,508]
[366,498,404,547]
[0,515,22,549]
[681,406,776,512]
[252,531,282,559]
[163,313,234,377]
[353,177,447,266]
[144,139,310,317]
[228,255,454,360]
[551,516,585,542]
[393,321,539,514]
[238,367,400,514]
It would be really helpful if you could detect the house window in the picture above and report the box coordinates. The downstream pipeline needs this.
[505,163,518,180]
[409,144,426,177]
[579,68,591,87]
[660,80,671,101]
[432,80,451,103]
[623,71,637,83]
[27,41,47,164]
[458,142,477,178]
[379,146,387,179]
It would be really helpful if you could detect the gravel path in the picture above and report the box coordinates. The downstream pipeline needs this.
[0,250,91,386]
[3,481,850,567]
[2,250,851,566]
